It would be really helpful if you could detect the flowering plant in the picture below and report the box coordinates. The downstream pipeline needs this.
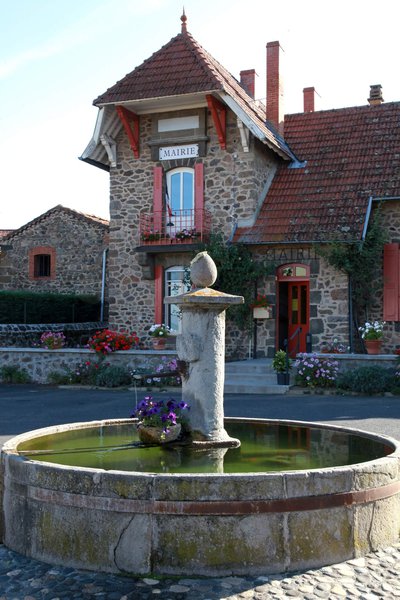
[87,329,139,355]
[295,353,339,388]
[359,320,385,340]
[40,331,66,349]
[320,338,348,353]
[132,395,190,433]
[251,294,268,308]
[141,229,161,242]
[148,324,171,338]
[175,228,199,240]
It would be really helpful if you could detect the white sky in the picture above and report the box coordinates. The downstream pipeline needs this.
[1,0,399,229]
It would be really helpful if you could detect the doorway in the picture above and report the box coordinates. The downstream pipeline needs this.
[276,264,310,357]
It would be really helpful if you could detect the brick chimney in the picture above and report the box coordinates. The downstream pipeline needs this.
[368,84,384,106]
[266,41,284,135]
[240,69,256,98]
[303,87,317,112]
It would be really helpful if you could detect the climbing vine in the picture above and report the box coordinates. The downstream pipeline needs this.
[193,233,274,329]
[316,210,387,320]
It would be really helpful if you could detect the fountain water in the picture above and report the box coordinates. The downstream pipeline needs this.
[1,252,400,576]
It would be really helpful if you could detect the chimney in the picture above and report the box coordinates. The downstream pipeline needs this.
[240,69,256,98]
[266,41,284,134]
[303,87,317,112]
[368,84,384,106]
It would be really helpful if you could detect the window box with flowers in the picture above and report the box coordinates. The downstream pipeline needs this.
[141,230,163,243]
[250,294,271,319]
[359,320,385,355]
[174,228,200,242]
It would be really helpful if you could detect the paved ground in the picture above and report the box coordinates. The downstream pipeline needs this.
[0,384,399,598]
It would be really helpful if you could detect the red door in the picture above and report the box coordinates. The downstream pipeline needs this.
[288,282,309,356]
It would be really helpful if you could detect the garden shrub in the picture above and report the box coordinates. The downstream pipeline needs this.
[0,290,101,324]
[0,365,30,384]
[295,353,339,388]
[337,365,397,395]
[94,364,132,388]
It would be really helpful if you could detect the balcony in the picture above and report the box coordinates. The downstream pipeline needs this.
[138,209,212,249]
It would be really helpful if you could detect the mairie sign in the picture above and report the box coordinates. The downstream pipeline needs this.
[159,144,199,160]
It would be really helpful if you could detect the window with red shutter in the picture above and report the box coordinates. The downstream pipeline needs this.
[383,243,400,321]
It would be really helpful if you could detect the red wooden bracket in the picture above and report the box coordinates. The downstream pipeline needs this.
[206,94,226,150]
[116,106,140,158]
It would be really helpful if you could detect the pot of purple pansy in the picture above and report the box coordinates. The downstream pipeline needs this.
[131,395,190,444]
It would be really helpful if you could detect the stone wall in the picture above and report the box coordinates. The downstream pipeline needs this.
[107,107,279,342]
[0,348,177,384]
[0,208,108,296]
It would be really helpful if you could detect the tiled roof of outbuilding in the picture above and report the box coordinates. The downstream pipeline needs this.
[93,29,295,160]
[234,101,400,244]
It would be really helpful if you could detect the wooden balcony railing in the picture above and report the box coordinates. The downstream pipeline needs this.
[139,209,212,246]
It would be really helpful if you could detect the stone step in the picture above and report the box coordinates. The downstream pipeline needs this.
[224,359,291,395]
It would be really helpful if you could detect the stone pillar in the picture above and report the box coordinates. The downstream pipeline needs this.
[165,252,243,447]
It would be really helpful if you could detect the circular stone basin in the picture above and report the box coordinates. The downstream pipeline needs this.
[1,418,400,576]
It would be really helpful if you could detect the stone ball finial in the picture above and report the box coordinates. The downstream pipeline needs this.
[190,251,217,288]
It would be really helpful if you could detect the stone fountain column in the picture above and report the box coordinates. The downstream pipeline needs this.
[165,252,243,447]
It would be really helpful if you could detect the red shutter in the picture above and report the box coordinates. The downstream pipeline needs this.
[383,243,400,321]
[154,264,163,324]
[153,166,163,232]
[194,162,204,234]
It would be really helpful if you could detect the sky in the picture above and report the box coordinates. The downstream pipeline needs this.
[1,0,399,229]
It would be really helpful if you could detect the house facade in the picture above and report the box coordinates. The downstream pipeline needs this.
[81,14,400,357]
[0,205,109,298]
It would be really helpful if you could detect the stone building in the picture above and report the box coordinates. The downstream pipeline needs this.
[81,13,400,357]
[0,205,109,298]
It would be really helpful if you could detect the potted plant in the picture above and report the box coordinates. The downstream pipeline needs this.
[272,350,292,384]
[251,294,271,319]
[148,323,171,350]
[358,320,385,354]
[132,395,190,444]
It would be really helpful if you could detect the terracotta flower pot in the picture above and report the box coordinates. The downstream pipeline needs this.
[365,339,382,355]
[137,423,181,444]
[151,337,167,350]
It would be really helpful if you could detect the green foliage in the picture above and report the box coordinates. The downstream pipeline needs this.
[316,211,387,315]
[294,353,339,388]
[0,365,30,384]
[337,365,397,395]
[272,350,292,373]
[199,233,273,329]
[47,360,131,388]
[0,291,101,324]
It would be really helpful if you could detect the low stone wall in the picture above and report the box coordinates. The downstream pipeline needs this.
[0,348,177,384]
[0,323,106,348]
[311,353,397,371]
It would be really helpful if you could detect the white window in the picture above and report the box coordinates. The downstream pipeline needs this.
[166,168,194,236]
[165,266,190,332]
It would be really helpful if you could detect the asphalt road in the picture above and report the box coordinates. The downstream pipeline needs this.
[0,384,399,447]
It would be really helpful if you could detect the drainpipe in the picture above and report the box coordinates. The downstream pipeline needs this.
[100,248,108,322]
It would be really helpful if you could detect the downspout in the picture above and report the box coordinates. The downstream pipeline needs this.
[349,196,373,351]
[100,248,108,322]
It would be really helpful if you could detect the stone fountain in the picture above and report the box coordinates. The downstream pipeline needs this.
[165,251,242,447]
[1,252,400,576]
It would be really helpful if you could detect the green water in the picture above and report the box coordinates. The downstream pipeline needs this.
[18,421,392,474]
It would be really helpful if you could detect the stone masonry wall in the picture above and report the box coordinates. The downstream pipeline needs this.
[0,210,108,296]
[0,348,177,384]
[107,108,279,342]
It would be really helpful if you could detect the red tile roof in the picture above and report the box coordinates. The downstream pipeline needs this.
[93,30,295,160]
[235,102,400,244]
